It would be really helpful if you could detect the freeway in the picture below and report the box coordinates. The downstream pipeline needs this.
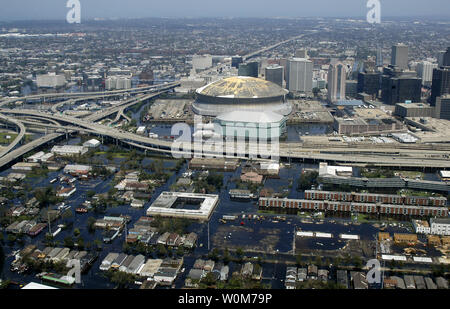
[243,34,306,61]
[0,114,26,158]
[0,82,180,107]
[0,132,64,168]
[2,108,450,169]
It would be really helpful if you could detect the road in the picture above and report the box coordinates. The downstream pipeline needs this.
[0,114,26,158]
[2,107,450,169]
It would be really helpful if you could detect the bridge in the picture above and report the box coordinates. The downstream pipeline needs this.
[2,107,450,170]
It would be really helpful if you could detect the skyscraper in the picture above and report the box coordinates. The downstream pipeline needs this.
[416,61,438,87]
[286,58,313,93]
[381,66,422,105]
[231,56,243,69]
[376,46,383,67]
[442,47,450,67]
[327,61,347,103]
[430,67,450,106]
[435,95,450,120]
[265,65,284,87]
[238,61,259,77]
[391,44,409,70]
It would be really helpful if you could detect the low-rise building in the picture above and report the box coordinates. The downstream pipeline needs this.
[51,145,88,156]
[430,218,450,236]
[412,220,431,234]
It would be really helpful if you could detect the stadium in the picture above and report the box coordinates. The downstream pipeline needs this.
[192,76,292,117]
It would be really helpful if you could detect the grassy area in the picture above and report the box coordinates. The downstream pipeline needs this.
[351,213,370,223]
[94,151,129,158]
[361,168,395,178]
[0,132,18,145]
[397,189,441,197]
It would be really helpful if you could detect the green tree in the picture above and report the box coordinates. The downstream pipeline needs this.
[87,217,96,233]
[63,236,74,248]
[73,228,81,237]
[110,271,135,288]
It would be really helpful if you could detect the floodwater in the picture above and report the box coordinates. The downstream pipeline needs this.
[0,138,425,289]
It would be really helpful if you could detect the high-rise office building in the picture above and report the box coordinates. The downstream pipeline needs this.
[416,61,438,87]
[376,47,383,67]
[391,44,409,70]
[286,58,313,93]
[430,67,450,106]
[238,61,259,77]
[357,71,381,98]
[442,47,450,67]
[231,56,243,69]
[345,80,358,98]
[327,61,347,103]
[435,95,450,120]
[265,65,284,87]
[381,66,422,105]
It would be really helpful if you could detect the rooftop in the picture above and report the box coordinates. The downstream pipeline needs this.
[196,76,287,99]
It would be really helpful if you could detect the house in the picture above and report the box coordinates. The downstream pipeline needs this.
[167,233,180,247]
[297,268,307,282]
[336,270,348,288]
[56,187,76,197]
[153,267,178,284]
[188,268,206,281]
[161,258,184,272]
[157,232,171,245]
[193,259,206,270]
[351,272,368,289]
[138,259,163,278]
[404,275,416,289]
[220,265,229,281]
[285,267,297,289]
[241,262,253,277]
[240,172,263,184]
[318,269,329,281]
[424,277,437,290]
[436,277,448,289]
[390,276,406,289]
[130,199,145,208]
[414,276,426,289]
[252,264,263,280]
[119,255,136,273]
[307,264,318,279]
[183,232,198,248]
[203,260,215,272]
[127,255,145,274]
[100,253,119,271]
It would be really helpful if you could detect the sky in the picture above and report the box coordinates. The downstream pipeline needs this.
[0,0,448,21]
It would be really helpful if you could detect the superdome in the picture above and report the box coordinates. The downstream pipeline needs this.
[192,76,291,117]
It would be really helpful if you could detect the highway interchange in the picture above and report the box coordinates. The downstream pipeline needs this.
[0,34,449,170]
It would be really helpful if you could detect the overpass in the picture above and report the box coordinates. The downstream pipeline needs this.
[0,82,180,107]
[2,108,450,170]
[0,114,26,158]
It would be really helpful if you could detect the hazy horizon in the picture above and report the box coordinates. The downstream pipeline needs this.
[0,0,449,22]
